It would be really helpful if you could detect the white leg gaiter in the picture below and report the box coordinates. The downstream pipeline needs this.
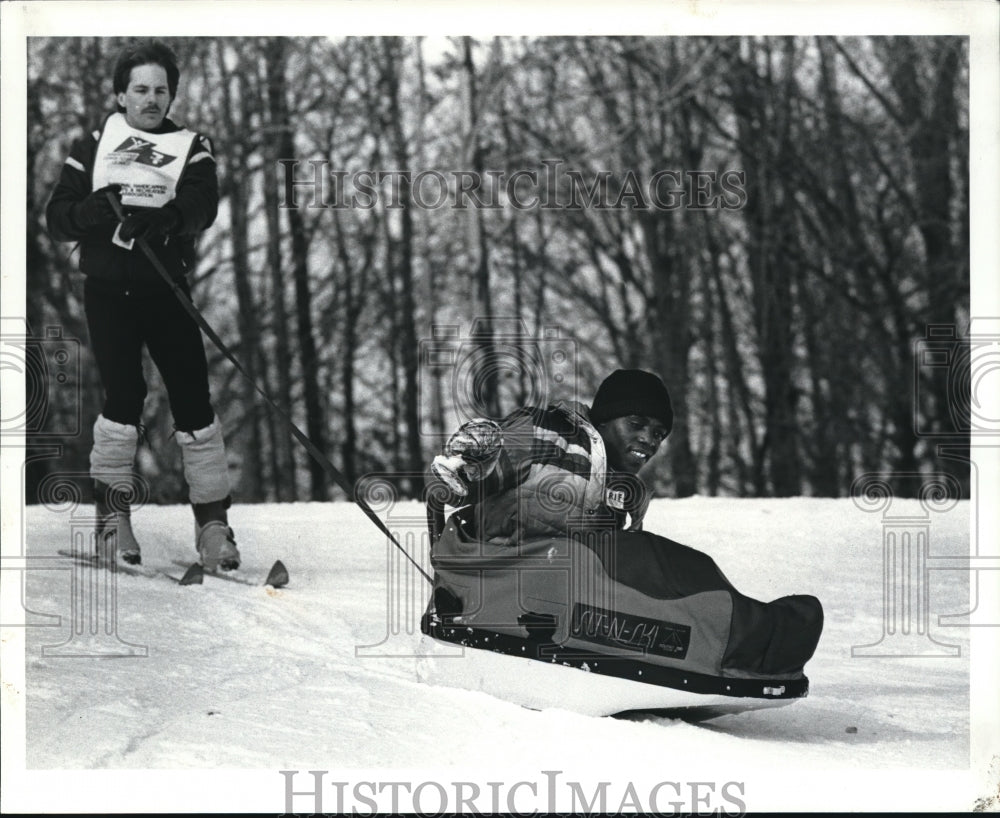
[90,415,138,485]
[176,419,231,504]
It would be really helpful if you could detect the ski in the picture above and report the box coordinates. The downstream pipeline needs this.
[56,549,203,585]
[172,559,289,589]
[55,550,288,588]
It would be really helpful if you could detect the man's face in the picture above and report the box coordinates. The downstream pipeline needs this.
[597,415,669,474]
[118,63,171,131]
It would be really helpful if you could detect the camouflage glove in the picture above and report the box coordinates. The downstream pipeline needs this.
[431,418,503,498]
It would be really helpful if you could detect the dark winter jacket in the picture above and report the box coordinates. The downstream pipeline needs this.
[434,401,650,547]
[45,114,218,293]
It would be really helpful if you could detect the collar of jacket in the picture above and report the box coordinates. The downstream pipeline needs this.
[554,399,649,531]
[541,399,608,516]
[100,110,182,135]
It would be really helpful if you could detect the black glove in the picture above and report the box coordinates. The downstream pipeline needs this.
[120,206,181,242]
[72,184,122,229]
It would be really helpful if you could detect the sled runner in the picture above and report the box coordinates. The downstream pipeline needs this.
[419,502,821,718]
[415,632,800,718]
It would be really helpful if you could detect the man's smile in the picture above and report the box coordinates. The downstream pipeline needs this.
[626,446,653,464]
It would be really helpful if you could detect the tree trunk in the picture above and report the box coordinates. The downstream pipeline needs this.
[260,40,298,501]
[883,37,967,489]
[266,38,329,500]
[728,38,801,496]
[381,39,425,496]
[216,43,264,501]
[462,37,500,419]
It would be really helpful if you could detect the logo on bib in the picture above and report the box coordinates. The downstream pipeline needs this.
[111,136,176,168]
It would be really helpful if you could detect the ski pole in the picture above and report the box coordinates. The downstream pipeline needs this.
[107,193,433,585]
[427,495,446,545]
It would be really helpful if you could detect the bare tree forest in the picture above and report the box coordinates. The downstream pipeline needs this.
[25,36,970,502]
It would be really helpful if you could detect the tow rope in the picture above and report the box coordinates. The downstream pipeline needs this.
[107,193,434,585]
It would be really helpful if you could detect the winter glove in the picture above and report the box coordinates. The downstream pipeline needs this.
[72,184,122,229]
[120,205,181,242]
[430,418,503,498]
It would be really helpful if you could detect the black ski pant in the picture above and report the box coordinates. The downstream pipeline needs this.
[582,530,824,675]
[84,278,215,433]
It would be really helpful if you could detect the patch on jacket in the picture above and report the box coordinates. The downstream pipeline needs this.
[606,487,627,510]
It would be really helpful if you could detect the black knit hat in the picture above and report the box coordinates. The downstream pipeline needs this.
[590,369,674,433]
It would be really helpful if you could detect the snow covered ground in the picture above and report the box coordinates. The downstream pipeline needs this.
[4,495,998,813]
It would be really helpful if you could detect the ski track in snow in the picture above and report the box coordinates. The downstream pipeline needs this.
[20,497,973,777]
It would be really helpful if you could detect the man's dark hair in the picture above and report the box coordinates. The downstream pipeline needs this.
[112,39,180,103]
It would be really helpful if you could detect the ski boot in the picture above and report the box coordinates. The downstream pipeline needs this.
[194,499,241,571]
[95,481,142,565]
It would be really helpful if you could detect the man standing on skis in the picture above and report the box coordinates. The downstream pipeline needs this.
[46,39,240,571]
[428,368,823,677]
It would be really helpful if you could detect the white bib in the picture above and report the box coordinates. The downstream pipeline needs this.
[92,113,198,208]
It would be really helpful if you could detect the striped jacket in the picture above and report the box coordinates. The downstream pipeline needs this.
[439,401,650,546]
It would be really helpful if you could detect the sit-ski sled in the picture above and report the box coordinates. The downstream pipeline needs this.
[418,502,818,719]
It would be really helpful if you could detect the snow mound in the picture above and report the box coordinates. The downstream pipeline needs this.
[4,496,992,812]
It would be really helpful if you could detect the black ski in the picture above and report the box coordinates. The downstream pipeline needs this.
[172,559,289,589]
[56,549,203,585]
